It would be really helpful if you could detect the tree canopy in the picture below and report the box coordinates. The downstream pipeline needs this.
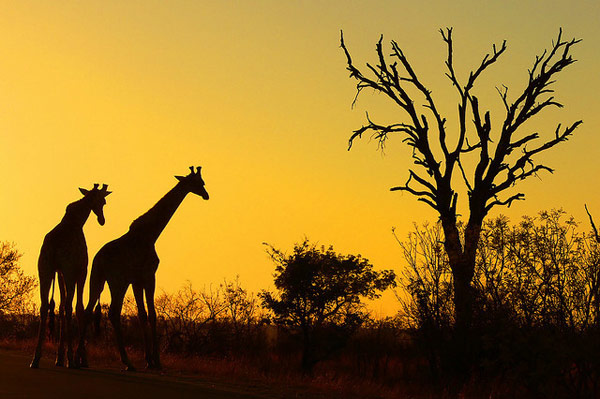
[260,239,396,371]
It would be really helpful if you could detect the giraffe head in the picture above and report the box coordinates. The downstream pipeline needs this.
[176,166,209,200]
[79,184,112,226]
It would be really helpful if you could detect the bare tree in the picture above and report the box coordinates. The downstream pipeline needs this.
[341,28,582,348]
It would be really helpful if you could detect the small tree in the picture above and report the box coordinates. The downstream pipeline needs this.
[260,239,396,373]
[222,276,260,329]
[395,223,453,332]
[155,281,226,354]
[0,242,36,315]
[341,28,582,366]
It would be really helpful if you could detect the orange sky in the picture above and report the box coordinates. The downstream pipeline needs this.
[0,1,599,316]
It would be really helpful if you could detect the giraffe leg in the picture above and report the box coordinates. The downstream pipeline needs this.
[73,272,86,367]
[145,278,161,370]
[108,285,135,371]
[132,284,152,368]
[30,269,53,369]
[62,279,77,368]
[55,274,67,367]
[75,269,105,368]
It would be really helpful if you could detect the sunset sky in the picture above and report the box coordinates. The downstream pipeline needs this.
[1,1,599,315]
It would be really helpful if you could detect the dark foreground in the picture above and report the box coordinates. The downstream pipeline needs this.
[0,349,295,399]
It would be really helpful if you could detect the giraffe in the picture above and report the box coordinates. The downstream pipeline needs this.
[75,166,209,371]
[30,184,111,369]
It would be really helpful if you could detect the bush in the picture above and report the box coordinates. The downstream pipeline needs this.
[260,239,396,373]
[396,210,600,397]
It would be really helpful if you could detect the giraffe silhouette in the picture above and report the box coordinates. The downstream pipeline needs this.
[75,166,209,370]
[30,184,111,369]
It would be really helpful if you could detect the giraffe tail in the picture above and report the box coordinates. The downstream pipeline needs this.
[93,303,102,336]
[47,274,56,341]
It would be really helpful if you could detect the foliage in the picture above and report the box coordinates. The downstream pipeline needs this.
[398,209,600,329]
[396,210,600,397]
[260,239,396,372]
[3,220,599,397]
[0,242,36,315]
[394,223,453,331]
[222,276,260,328]
[154,278,263,356]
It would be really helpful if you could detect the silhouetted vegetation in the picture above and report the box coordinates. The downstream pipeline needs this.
[396,210,600,397]
[341,27,582,379]
[0,242,37,340]
[153,277,265,357]
[7,211,600,397]
[0,242,36,316]
[260,239,396,373]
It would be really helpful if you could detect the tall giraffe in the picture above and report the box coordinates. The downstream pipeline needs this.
[30,184,111,369]
[76,166,209,370]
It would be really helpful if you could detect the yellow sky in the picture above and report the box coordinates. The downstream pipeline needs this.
[0,1,599,316]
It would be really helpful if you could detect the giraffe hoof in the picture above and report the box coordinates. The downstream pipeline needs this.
[30,360,40,369]
[125,365,136,372]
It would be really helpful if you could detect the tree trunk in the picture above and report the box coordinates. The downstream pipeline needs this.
[440,213,483,379]
[453,267,473,338]
[439,217,474,328]
[301,325,314,375]
[452,263,475,376]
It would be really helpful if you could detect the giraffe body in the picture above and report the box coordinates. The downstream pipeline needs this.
[30,185,111,369]
[76,167,208,370]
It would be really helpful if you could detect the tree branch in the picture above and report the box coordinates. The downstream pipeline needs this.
[585,204,600,243]
[341,30,445,191]
[390,171,438,211]
[342,27,582,257]
[348,112,418,150]
[482,29,581,211]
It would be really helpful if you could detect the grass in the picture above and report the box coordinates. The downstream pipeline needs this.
[1,337,407,399]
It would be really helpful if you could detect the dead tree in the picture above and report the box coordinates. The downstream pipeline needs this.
[341,28,582,355]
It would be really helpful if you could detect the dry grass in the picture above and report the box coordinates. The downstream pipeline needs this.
[1,338,406,399]
[154,351,407,399]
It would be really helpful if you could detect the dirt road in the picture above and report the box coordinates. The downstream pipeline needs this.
[0,349,280,399]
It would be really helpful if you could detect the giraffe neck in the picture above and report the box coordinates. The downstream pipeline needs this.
[60,197,93,229]
[128,182,189,243]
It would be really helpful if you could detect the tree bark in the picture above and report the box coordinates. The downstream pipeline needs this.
[440,211,484,375]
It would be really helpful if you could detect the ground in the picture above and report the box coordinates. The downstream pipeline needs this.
[0,348,339,399]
